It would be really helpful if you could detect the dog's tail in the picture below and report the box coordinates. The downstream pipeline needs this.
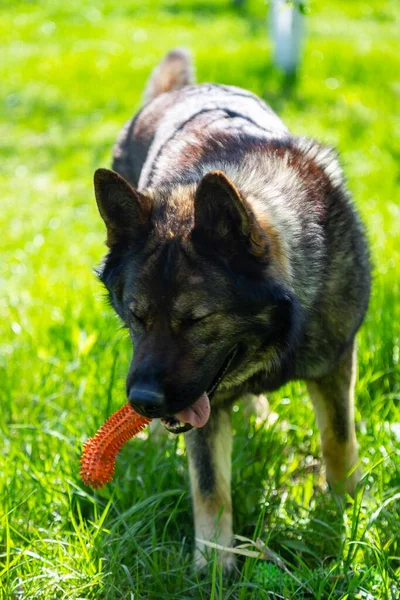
[143,48,195,103]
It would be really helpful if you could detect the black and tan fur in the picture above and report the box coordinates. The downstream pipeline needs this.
[93,49,371,570]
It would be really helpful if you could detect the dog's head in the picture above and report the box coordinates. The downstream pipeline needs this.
[94,168,300,432]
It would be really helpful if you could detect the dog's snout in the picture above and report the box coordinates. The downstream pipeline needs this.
[128,384,165,417]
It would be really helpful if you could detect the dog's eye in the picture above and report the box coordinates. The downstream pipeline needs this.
[128,308,145,325]
[189,312,215,323]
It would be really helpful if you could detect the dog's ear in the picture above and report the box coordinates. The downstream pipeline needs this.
[94,168,152,247]
[193,170,267,257]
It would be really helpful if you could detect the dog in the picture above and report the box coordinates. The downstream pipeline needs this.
[93,49,371,570]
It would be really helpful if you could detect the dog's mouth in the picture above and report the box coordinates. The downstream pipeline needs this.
[160,346,237,434]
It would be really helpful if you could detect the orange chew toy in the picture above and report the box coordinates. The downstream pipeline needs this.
[80,404,152,489]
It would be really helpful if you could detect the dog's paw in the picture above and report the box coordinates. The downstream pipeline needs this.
[328,464,362,500]
[345,465,362,498]
[194,545,236,574]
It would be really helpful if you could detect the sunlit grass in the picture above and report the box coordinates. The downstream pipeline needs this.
[1,0,399,598]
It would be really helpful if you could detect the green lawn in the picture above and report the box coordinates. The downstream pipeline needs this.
[1,0,399,598]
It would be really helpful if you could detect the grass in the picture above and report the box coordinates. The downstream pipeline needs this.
[1,0,399,597]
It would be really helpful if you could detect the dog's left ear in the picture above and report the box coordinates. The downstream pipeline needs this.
[94,168,152,247]
[193,171,267,257]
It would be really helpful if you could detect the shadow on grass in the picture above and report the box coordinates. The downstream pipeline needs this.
[263,69,304,114]
[162,0,261,20]
[289,491,346,566]
[165,1,238,17]
[230,412,349,585]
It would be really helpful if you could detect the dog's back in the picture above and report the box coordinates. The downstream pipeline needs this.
[113,49,288,189]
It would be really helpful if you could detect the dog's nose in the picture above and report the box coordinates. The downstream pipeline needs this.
[128,384,165,418]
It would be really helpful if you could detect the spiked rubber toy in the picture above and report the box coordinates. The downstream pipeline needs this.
[80,404,152,489]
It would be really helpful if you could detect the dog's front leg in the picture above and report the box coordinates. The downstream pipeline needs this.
[184,406,235,572]
[307,340,361,497]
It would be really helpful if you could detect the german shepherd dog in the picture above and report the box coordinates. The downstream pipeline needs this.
[93,50,371,570]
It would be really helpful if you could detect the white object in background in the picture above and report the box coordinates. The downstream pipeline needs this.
[270,0,305,74]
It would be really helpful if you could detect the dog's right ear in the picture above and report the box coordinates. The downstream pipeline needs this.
[94,169,152,247]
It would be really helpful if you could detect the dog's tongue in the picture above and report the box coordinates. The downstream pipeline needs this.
[175,392,210,428]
